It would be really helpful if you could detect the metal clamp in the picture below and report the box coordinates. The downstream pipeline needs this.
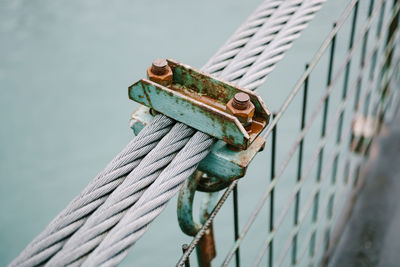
[129,59,270,188]
[129,59,270,149]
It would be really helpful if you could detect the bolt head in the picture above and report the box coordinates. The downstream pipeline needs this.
[232,92,251,110]
[226,93,255,126]
[151,59,168,75]
[147,59,173,87]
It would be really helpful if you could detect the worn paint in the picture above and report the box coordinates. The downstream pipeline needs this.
[128,59,271,149]
[177,173,218,266]
[177,171,203,236]
[131,107,265,187]
[196,225,216,267]
[197,136,266,183]
[129,106,153,135]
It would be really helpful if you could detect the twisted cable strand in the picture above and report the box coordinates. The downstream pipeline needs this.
[35,1,287,265]
[10,0,325,265]
[77,1,326,265]
[239,0,326,90]
[9,115,174,267]
[45,123,195,266]
[203,0,284,74]
[220,0,304,82]
[11,0,281,265]
[83,132,215,266]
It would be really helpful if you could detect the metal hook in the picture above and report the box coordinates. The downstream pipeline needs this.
[177,171,219,236]
[177,171,219,266]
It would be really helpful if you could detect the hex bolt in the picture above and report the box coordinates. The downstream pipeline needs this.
[151,59,168,75]
[147,59,173,87]
[226,92,255,130]
[232,92,251,110]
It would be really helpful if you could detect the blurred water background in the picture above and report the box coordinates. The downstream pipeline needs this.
[0,0,375,266]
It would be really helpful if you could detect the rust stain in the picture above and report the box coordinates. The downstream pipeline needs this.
[226,97,255,126]
[223,135,241,149]
[238,137,265,168]
[142,85,153,108]
[197,223,216,266]
[147,66,173,87]
[169,84,226,111]
[132,59,271,150]
[247,117,267,141]
[221,124,227,134]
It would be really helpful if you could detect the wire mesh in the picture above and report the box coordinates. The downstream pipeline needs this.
[177,0,400,266]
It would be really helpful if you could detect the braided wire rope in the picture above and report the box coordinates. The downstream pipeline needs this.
[9,1,284,266]
[84,132,215,266]
[238,0,326,89]
[202,0,284,74]
[10,0,325,266]
[9,115,174,267]
[215,0,303,79]
[43,1,289,265]
[222,0,326,90]
[46,123,196,266]
[77,0,325,265]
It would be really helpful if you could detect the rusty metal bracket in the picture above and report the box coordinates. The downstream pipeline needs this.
[129,59,270,266]
[177,171,219,236]
[129,59,270,185]
[130,105,266,187]
[177,171,218,266]
[129,59,270,150]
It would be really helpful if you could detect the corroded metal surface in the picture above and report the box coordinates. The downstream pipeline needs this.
[147,59,173,87]
[196,225,216,267]
[177,171,218,266]
[226,93,255,127]
[130,106,266,184]
[129,59,270,149]
[177,171,203,236]
[197,136,266,181]
[130,60,269,184]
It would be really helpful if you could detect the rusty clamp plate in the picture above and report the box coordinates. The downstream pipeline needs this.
[129,59,270,150]
[129,59,271,183]
[131,107,265,182]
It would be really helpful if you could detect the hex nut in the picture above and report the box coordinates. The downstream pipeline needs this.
[226,98,255,126]
[147,65,173,87]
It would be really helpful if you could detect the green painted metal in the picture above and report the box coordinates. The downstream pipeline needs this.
[129,59,269,190]
[129,105,153,134]
[177,171,219,265]
[177,171,203,236]
[128,59,270,149]
[198,136,265,180]
[130,106,266,183]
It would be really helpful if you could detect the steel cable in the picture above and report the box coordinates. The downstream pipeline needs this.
[222,0,326,90]
[9,115,174,267]
[45,123,196,266]
[74,0,325,265]
[238,0,326,89]
[203,0,284,75]
[31,1,291,265]
[10,0,324,266]
[83,132,215,266]
[10,0,279,263]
